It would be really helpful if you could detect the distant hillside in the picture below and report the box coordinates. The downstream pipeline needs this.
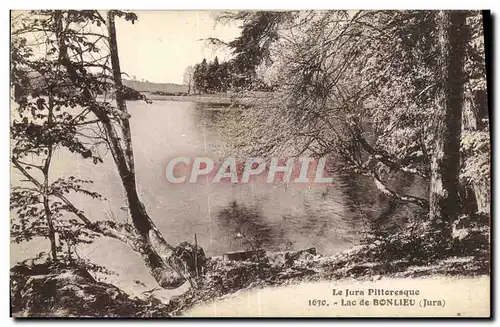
[14,73,189,98]
[123,79,188,95]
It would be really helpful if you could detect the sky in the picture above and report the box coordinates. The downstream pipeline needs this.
[114,11,242,85]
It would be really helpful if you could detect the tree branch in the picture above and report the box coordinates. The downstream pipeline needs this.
[369,168,429,209]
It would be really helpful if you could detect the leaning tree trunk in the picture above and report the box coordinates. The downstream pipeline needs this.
[429,11,468,225]
[54,10,192,289]
[104,10,194,288]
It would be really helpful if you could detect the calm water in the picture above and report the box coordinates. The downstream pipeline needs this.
[11,100,360,293]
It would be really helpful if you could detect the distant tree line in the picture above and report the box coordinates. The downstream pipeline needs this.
[192,56,271,94]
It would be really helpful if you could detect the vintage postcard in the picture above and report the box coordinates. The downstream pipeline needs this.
[10,9,491,318]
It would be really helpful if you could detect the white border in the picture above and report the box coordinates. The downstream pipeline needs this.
[2,2,499,326]
[5,0,500,10]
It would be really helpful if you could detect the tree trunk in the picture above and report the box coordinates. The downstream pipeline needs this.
[53,10,192,289]
[43,189,58,262]
[462,74,490,214]
[106,11,150,237]
[44,93,57,262]
[105,11,193,288]
[429,11,468,225]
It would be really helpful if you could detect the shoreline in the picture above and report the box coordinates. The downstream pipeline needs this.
[145,94,236,104]
[135,92,266,106]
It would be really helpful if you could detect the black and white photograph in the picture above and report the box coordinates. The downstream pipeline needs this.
[9,9,491,318]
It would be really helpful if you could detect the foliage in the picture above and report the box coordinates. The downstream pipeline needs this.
[10,10,113,260]
[219,10,489,224]
[9,10,158,266]
[12,9,197,289]
[196,11,292,93]
[216,11,293,76]
[461,130,490,186]
[10,183,102,246]
[121,85,144,100]
[192,57,268,94]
